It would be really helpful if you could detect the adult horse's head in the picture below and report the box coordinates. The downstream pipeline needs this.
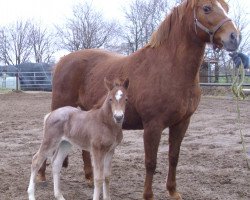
[192,0,240,51]
[104,78,129,124]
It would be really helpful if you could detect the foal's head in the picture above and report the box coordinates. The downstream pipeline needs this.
[104,78,129,124]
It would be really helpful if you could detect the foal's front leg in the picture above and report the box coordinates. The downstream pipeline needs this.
[103,150,115,200]
[92,149,106,200]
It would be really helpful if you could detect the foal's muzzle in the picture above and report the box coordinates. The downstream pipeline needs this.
[113,112,124,124]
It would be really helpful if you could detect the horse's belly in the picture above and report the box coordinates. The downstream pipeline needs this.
[123,104,143,130]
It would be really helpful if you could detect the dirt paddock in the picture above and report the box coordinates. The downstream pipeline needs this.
[0,91,249,200]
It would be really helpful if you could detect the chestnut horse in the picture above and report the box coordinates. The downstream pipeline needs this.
[38,0,240,199]
[28,78,129,200]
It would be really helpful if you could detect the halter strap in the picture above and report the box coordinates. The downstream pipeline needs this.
[194,9,231,44]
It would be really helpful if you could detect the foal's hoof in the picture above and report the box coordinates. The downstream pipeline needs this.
[169,192,182,200]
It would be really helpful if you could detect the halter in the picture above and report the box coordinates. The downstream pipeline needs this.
[194,9,231,44]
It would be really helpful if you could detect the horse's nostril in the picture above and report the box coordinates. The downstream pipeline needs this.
[230,32,237,41]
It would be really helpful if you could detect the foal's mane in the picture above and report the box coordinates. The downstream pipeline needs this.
[92,79,125,110]
[147,0,229,48]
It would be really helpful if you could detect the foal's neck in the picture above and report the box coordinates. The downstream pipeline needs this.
[98,99,118,128]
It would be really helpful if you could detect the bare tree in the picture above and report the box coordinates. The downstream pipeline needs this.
[230,0,250,53]
[0,29,12,65]
[0,20,32,65]
[29,22,57,63]
[56,1,119,52]
[123,0,169,54]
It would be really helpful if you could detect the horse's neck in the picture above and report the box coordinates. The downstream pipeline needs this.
[136,5,206,84]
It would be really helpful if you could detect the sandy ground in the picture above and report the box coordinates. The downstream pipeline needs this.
[0,91,249,200]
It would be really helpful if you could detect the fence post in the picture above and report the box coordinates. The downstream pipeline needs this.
[15,72,19,91]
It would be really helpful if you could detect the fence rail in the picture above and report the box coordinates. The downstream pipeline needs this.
[1,72,250,91]
[0,71,52,91]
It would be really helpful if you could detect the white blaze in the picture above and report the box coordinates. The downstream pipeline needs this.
[115,90,123,101]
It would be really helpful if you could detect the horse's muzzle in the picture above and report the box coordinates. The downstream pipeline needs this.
[223,31,241,52]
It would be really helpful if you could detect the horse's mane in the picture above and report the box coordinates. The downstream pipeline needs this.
[147,0,229,48]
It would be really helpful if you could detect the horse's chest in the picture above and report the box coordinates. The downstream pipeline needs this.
[135,86,201,126]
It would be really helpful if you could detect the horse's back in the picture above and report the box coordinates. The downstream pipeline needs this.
[52,49,126,110]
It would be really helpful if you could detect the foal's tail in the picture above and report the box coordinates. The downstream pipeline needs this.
[44,112,51,124]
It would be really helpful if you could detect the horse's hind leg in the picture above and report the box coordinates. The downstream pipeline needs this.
[52,141,72,200]
[82,150,93,186]
[28,152,47,200]
[167,117,190,200]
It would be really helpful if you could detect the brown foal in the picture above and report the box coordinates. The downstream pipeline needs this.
[27,78,129,200]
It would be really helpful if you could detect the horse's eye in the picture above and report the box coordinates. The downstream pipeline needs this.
[109,98,112,102]
[203,5,212,14]
[125,98,128,102]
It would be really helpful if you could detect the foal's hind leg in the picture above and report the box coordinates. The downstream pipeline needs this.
[28,153,48,200]
[167,118,190,200]
[52,141,72,200]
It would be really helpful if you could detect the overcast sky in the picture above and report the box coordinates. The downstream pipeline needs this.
[0,0,249,59]
[0,0,132,26]
[0,0,249,27]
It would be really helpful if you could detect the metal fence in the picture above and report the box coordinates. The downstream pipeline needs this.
[0,71,52,91]
[200,74,250,87]
[1,71,250,91]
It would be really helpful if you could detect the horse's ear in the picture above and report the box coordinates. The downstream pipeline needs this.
[123,78,129,90]
[104,77,113,91]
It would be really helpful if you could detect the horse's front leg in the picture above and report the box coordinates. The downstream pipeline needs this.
[167,117,190,200]
[143,122,163,200]
[82,150,94,186]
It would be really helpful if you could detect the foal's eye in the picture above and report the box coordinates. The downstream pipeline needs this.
[203,5,212,14]
[109,98,113,102]
[125,98,128,102]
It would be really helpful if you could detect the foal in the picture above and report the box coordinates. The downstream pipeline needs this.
[27,78,129,200]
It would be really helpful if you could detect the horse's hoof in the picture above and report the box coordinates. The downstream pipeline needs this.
[169,192,182,200]
[62,157,69,168]
[143,194,154,200]
[36,174,46,182]
[87,178,94,187]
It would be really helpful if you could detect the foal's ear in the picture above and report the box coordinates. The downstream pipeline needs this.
[123,78,129,90]
[104,77,113,91]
